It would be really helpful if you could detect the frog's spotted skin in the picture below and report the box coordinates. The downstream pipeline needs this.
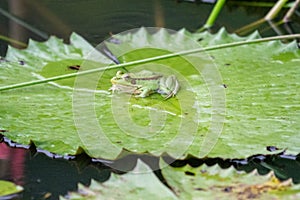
[110,70,180,99]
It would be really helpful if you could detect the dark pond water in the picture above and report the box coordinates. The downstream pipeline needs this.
[1,134,300,200]
[1,0,299,56]
[0,0,299,199]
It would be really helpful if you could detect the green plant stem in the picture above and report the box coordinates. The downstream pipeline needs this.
[0,35,27,47]
[234,18,266,35]
[283,0,300,22]
[1,34,300,92]
[265,0,289,20]
[198,0,226,31]
[0,7,48,39]
[268,20,285,36]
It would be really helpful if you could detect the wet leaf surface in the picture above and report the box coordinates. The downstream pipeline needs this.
[0,29,299,159]
[62,160,178,200]
[160,159,300,200]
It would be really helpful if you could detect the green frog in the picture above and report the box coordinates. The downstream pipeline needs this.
[110,70,180,99]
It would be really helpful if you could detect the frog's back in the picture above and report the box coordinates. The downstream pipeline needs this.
[132,70,159,78]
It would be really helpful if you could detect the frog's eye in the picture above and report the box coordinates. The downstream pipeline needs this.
[116,71,124,77]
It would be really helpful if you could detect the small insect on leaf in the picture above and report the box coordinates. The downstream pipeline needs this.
[68,65,81,70]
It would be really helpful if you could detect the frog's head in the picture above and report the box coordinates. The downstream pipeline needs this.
[111,71,135,87]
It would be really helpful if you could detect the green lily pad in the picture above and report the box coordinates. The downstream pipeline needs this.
[160,159,300,200]
[61,160,178,200]
[0,28,299,159]
[62,159,300,200]
[0,180,23,197]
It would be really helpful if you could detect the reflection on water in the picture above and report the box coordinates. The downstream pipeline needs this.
[1,0,299,56]
[0,142,26,185]
[0,138,113,200]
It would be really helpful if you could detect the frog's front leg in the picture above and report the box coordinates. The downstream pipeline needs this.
[135,87,152,98]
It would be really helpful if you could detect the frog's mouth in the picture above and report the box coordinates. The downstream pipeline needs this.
[110,78,118,84]
[110,82,140,94]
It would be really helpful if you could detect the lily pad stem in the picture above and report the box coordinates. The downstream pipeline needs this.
[198,0,226,32]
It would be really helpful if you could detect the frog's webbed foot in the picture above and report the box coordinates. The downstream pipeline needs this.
[164,91,175,99]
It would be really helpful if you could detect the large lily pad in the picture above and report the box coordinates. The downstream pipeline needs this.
[61,160,177,200]
[63,159,300,200]
[0,28,299,159]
